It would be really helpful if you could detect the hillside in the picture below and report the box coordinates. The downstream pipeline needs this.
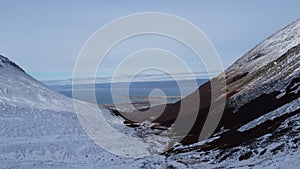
[0,55,160,168]
[152,19,300,168]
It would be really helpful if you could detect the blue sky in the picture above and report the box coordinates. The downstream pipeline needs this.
[1,0,300,80]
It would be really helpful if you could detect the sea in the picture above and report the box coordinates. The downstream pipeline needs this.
[47,79,207,105]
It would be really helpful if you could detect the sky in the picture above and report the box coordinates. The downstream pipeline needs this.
[1,0,300,81]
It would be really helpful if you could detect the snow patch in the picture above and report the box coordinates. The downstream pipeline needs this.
[238,98,300,132]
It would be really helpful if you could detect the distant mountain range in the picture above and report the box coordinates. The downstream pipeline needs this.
[43,71,215,86]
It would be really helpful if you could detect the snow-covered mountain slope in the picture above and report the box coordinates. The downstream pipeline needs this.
[226,19,300,76]
[0,55,169,168]
[225,19,300,110]
[0,56,74,112]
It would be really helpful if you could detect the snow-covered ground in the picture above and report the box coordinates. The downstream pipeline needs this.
[0,55,170,168]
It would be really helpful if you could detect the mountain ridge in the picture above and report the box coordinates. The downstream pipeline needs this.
[0,54,25,73]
